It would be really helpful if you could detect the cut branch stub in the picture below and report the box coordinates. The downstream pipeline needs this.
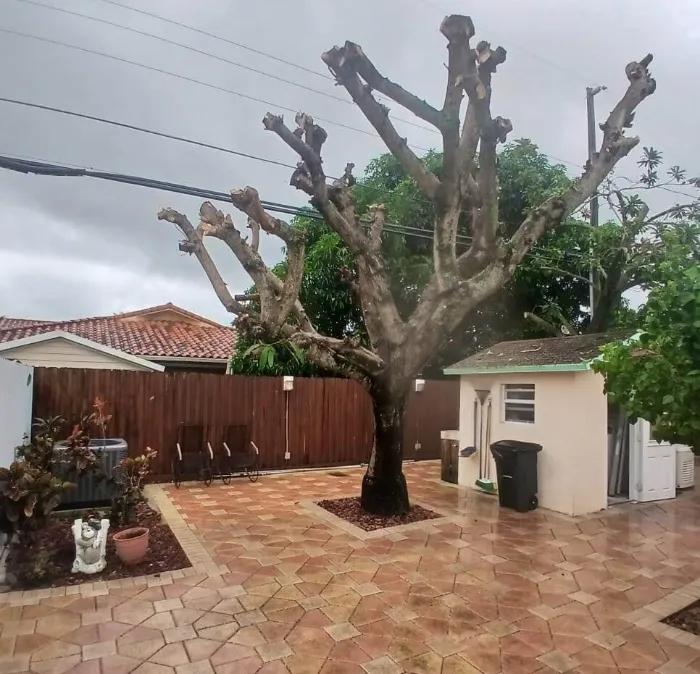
[294,112,328,158]
[290,162,314,194]
[476,41,507,83]
[157,207,245,316]
[247,217,260,253]
[368,203,387,253]
[198,201,226,237]
[333,163,356,188]
[494,116,513,143]
[439,14,475,42]
[230,187,295,243]
[263,112,326,184]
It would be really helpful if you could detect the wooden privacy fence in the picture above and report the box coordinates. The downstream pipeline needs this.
[32,368,459,478]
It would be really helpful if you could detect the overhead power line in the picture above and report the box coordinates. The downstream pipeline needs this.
[0,97,297,170]
[10,0,344,106]
[0,154,472,244]
[0,153,593,273]
[0,27,426,148]
[8,0,584,169]
[0,96,592,227]
[10,0,436,136]
[90,0,334,82]
[0,97,437,210]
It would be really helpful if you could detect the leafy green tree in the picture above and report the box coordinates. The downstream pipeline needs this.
[593,260,700,451]
[533,147,700,334]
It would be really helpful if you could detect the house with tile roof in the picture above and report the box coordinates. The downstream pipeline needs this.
[0,303,237,374]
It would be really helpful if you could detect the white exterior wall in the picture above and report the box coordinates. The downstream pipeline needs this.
[0,357,34,467]
[0,337,152,371]
[457,369,608,516]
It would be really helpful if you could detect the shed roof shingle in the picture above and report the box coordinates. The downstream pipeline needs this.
[445,332,630,372]
[0,303,236,360]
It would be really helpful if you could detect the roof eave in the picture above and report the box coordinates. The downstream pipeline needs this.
[145,356,229,364]
[0,330,165,372]
[443,362,592,376]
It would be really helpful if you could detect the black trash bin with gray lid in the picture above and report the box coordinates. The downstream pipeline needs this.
[490,439,542,512]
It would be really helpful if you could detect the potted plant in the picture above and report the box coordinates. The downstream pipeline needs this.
[112,526,150,565]
[111,447,157,565]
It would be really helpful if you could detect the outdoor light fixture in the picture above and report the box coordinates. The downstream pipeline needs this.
[283,376,294,391]
[415,379,425,392]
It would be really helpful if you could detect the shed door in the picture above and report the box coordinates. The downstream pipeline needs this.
[630,420,676,502]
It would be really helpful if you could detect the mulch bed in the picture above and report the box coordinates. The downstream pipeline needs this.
[662,598,700,635]
[7,502,190,590]
[317,496,441,531]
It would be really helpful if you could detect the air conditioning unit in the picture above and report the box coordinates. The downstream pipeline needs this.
[54,438,129,507]
[676,446,695,489]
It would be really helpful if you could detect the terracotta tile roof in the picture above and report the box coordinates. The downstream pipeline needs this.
[0,303,237,361]
[446,331,632,371]
[0,317,52,330]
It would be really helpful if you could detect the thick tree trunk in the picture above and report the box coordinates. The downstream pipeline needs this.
[588,282,623,334]
[360,383,410,516]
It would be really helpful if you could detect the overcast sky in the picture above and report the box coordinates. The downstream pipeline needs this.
[0,0,697,324]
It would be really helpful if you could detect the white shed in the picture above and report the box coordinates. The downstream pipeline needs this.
[444,334,682,516]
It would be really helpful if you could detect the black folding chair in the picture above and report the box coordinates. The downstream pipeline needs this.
[171,423,214,488]
[219,424,260,483]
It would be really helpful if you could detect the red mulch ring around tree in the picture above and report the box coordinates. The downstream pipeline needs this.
[662,598,700,635]
[7,502,190,590]
[317,496,441,531]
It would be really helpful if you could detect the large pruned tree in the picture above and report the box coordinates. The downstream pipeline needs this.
[229,141,590,377]
[158,15,656,515]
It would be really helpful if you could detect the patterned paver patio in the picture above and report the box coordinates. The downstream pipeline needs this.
[3,461,700,674]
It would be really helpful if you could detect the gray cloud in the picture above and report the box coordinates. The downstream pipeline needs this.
[0,0,697,323]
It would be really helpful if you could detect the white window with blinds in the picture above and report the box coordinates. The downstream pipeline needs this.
[502,384,535,424]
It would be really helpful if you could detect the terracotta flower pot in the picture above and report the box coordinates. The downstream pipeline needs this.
[113,527,149,565]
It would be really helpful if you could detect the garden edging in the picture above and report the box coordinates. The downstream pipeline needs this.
[0,483,222,605]
[622,578,700,648]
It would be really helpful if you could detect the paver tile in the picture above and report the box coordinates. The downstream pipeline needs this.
[149,642,190,667]
[6,463,700,674]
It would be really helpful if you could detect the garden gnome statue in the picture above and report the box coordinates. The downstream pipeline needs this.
[72,518,110,574]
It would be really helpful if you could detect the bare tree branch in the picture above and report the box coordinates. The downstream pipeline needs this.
[458,102,479,195]
[157,208,247,316]
[159,204,385,376]
[230,186,296,242]
[506,54,656,270]
[197,201,312,339]
[523,312,563,337]
[247,217,260,253]
[441,15,475,177]
[285,329,382,372]
[322,44,440,200]
[332,43,444,129]
[263,113,326,184]
[368,204,387,254]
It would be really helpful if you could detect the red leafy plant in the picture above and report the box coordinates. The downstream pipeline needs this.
[111,447,158,525]
[0,398,109,547]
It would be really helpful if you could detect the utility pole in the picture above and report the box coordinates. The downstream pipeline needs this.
[586,85,606,321]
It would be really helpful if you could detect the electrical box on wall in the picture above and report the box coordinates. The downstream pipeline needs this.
[283,376,294,391]
[414,379,425,392]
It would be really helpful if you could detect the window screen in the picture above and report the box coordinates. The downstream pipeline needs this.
[503,384,535,423]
